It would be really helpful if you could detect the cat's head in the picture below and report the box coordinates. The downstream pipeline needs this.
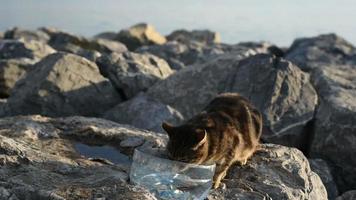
[162,121,209,164]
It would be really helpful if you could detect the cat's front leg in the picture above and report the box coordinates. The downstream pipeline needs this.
[212,160,231,189]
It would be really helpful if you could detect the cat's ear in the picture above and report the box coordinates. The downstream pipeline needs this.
[162,122,175,137]
[193,129,207,150]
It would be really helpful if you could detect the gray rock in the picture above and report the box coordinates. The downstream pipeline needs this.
[0,32,4,40]
[4,27,50,42]
[0,58,35,98]
[147,54,318,150]
[103,94,184,133]
[136,41,226,70]
[208,144,327,200]
[166,29,221,44]
[309,159,339,199]
[94,31,117,41]
[45,29,127,61]
[336,190,356,200]
[0,39,55,61]
[96,52,174,99]
[116,23,166,50]
[0,115,165,200]
[1,52,121,117]
[309,64,356,192]
[285,33,356,71]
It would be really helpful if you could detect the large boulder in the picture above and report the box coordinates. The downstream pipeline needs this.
[166,29,221,44]
[147,54,318,150]
[208,144,327,200]
[0,115,326,200]
[4,27,50,42]
[94,31,117,41]
[0,58,35,98]
[309,159,339,199]
[96,52,174,99]
[116,23,166,50]
[0,39,55,61]
[285,33,356,71]
[103,94,184,133]
[309,64,356,192]
[0,115,165,200]
[1,52,121,117]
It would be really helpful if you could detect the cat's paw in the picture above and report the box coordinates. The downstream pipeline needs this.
[238,159,248,166]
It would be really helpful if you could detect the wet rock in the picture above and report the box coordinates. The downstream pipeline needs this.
[103,94,184,133]
[208,144,327,200]
[96,52,173,99]
[285,33,356,71]
[0,115,166,200]
[116,23,166,50]
[309,64,356,192]
[4,27,50,42]
[336,190,356,200]
[1,52,121,117]
[0,39,55,61]
[309,159,339,199]
[94,31,117,41]
[166,29,221,44]
[0,58,35,98]
[148,54,317,150]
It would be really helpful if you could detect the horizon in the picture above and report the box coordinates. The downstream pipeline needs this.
[1,0,356,46]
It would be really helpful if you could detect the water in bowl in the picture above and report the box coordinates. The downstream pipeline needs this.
[130,149,215,200]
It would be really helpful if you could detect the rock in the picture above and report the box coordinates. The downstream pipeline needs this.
[336,190,356,200]
[103,94,184,133]
[94,31,117,41]
[96,52,174,99]
[0,115,166,200]
[147,54,317,150]
[166,29,221,44]
[46,29,127,61]
[0,32,3,39]
[0,39,55,61]
[285,33,356,71]
[0,58,35,98]
[309,159,339,199]
[208,144,327,200]
[1,52,121,117]
[4,27,50,42]
[136,41,226,70]
[309,64,356,192]
[116,23,166,50]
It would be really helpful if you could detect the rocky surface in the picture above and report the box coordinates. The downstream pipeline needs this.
[0,58,35,98]
[0,39,55,61]
[309,64,356,192]
[208,144,327,200]
[309,159,339,199]
[0,115,165,200]
[336,190,356,200]
[4,27,50,43]
[116,23,166,50]
[0,115,326,200]
[1,52,121,117]
[94,31,117,41]
[96,51,173,99]
[103,93,184,133]
[286,33,356,71]
[147,54,318,150]
[166,29,221,44]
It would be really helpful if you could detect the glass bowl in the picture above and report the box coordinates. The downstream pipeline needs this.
[130,149,216,200]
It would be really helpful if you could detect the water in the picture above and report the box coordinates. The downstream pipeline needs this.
[1,0,356,46]
[74,142,130,165]
[130,149,215,200]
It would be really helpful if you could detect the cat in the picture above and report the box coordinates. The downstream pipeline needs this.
[162,93,263,189]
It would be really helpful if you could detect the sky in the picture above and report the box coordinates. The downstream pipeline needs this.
[0,0,356,46]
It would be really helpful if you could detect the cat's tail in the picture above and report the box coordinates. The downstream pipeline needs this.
[240,104,263,147]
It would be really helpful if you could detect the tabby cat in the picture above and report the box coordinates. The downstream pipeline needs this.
[162,93,262,188]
